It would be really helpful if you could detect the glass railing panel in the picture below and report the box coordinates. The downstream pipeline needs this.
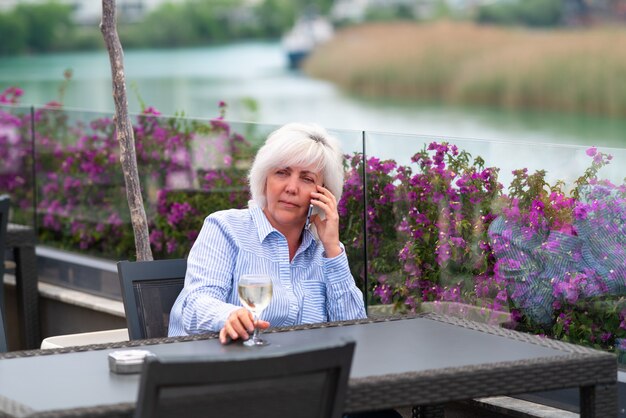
[0,103,35,228]
[365,130,626,358]
[31,107,264,297]
[147,118,365,291]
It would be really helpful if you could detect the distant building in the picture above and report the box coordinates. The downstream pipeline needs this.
[563,0,626,24]
[0,0,185,24]
[330,0,477,22]
[331,0,370,22]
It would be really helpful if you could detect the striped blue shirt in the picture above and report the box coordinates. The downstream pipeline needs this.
[168,205,366,336]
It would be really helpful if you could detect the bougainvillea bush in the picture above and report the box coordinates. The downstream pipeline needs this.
[358,141,625,352]
[339,144,505,313]
[0,87,34,225]
[490,147,626,350]
[391,143,503,312]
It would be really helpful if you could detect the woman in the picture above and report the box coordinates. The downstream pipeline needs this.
[168,122,367,342]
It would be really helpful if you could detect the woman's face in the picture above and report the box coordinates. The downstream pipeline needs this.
[263,165,322,233]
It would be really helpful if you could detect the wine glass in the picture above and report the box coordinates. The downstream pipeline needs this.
[237,274,273,346]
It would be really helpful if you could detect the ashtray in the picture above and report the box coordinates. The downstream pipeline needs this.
[108,349,155,374]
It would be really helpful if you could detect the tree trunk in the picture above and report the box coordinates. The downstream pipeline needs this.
[100,0,153,261]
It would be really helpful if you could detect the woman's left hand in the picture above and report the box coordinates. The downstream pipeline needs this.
[310,184,342,258]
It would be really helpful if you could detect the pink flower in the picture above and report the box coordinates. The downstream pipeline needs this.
[0,86,24,104]
[142,106,161,116]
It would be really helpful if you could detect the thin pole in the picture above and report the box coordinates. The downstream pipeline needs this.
[361,130,368,313]
[29,106,37,231]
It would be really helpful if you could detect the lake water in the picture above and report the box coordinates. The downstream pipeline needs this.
[0,41,625,149]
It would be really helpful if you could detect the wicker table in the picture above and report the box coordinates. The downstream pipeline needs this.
[5,223,40,350]
[0,314,617,417]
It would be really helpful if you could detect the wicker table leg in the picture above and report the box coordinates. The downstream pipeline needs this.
[412,405,445,418]
[580,383,617,418]
[13,244,40,350]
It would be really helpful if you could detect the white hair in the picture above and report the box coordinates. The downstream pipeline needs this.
[248,122,344,209]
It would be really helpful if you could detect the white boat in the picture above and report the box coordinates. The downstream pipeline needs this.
[282,16,334,69]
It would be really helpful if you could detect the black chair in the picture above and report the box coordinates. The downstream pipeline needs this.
[117,259,186,340]
[0,307,6,353]
[134,338,356,418]
[0,195,10,352]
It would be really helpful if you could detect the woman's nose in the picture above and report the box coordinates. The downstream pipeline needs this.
[285,175,298,193]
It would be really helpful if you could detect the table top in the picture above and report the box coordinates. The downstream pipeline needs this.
[0,314,617,416]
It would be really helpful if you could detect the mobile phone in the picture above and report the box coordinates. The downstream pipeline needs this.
[304,203,313,230]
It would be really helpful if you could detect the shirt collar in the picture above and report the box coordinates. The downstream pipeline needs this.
[251,205,275,242]
[250,205,317,251]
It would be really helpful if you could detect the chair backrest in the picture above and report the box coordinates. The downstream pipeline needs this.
[134,338,356,418]
[0,307,6,353]
[0,195,10,352]
[117,259,186,340]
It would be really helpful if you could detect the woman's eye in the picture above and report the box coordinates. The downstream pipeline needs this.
[302,177,314,183]
[276,170,288,176]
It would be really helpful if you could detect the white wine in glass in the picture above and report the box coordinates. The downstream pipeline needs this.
[237,274,273,346]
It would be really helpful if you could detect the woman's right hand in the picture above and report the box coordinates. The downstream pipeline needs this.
[219,308,270,344]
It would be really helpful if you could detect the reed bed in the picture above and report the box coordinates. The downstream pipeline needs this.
[304,21,626,117]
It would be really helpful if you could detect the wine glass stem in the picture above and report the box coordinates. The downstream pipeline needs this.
[251,313,260,341]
